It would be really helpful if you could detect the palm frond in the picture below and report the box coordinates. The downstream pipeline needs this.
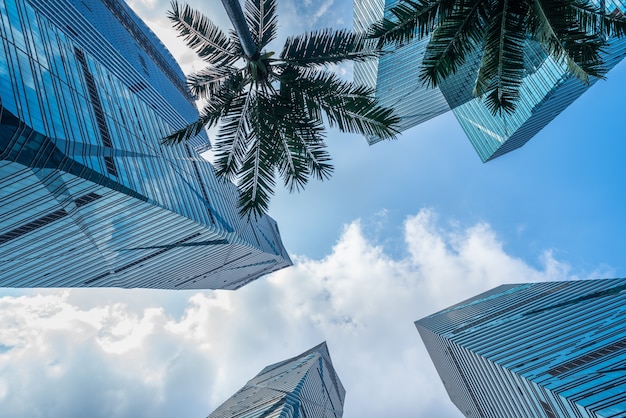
[557,29,606,79]
[281,29,379,66]
[266,93,316,192]
[280,67,399,139]
[162,116,210,145]
[297,133,333,183]
[546,0,609,79]
[228,29,245,57]
[275,101,332,192]
[236,140,276,218]
[336,97,401,139]
[163,87,238,146]
[187,65,239,100]
[420,0,489,87]
[280,135,333,192]
[236,92,281,218]
[567,0,626,37]
[274,133,308,193]
[168,1,238,66]
[473,0,527,114]
[245,0,278,49]
[367,0,457,47]
[213,89,257,181]
[165,70,246,146]
[529,0,606,83]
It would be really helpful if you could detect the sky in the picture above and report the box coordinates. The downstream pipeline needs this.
[1,0,626,417]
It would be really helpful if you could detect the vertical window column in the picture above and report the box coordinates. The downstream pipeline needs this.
[74,47,118,177]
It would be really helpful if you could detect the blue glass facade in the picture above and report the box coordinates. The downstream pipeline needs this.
[417,278,626,417]
[354,0,453,144]
[454,28,626,162]
[354,1,626,161]
[0,0,291,288]
[208,342,345,418]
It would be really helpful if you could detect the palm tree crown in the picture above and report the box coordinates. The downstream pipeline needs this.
[165,0,399,218]
[368,0,626,114]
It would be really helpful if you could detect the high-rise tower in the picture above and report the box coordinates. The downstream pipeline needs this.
[0,0,291,288]
[208,342,345,418]
[354,0,626,161]
[417,278,626,417]
[353,0,455,145]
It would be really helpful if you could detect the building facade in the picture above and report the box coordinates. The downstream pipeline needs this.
[416,278,626,417]
[354,1,626,161]
[0,0,291,288]
[208,342,345,418]
[353,0,454,145]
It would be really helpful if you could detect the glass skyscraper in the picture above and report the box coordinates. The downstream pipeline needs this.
[417,278,626,417]
[207,342,345,418]
[354,0,455,145]
[0,0,291,288]
[354,0,626,161]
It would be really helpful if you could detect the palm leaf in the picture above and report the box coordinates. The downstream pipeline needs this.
[545,0,608,79]
[213,89,257,181]
[473,0,527,113]
[187,66,239,100]
[275,99,332,192]
[556,29,606,80]
[420,0,489,87]
[236,92,281,217]
[162,116,211,145]
[281,135,333,192]
[529,0,605,83]
[297,134,333,183]
[283,68,399,139]
[165,71,246,145]
[229,29,245,57]
[337,96,401,139]
[567,0,626,37]
[236,138,276,218]
[281,30,379,66]
[269,91,318,191]
[168,1,238,66]
[245,0,277,49]
[367,0,457,47]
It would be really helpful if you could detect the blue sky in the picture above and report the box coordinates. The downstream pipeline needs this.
[1,0,625,417]
[269,62,626,272]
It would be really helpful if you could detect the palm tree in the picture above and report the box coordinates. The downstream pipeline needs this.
[165,0,399,218]
[368,0,626,114]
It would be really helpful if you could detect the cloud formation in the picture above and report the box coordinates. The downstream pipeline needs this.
[0,209,582,417]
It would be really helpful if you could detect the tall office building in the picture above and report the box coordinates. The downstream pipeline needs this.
[353,0,456,144]
[416,278,626,417]
[354,1,626,161]
[0,0,291,288]
[208,342,345,418]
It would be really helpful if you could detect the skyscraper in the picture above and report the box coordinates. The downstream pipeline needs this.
[416,278,626,417]
[354,1,626,161]
[353,0,455,144]
[208,342,345,418]
[0,0,291,289]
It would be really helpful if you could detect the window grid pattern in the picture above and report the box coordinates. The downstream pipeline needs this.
[417,278,626,417]
[208,342,345,418]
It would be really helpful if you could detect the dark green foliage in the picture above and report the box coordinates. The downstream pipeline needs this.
[368,0,626,114]
[166,0,399,218]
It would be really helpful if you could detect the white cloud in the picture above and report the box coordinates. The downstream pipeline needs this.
[127,0,158,10]
[125,0,228,74]
[0,209,585,417]
[313,0,335,22]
